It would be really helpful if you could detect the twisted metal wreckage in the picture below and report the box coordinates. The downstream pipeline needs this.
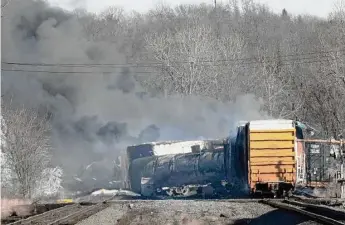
[122,119,345,199]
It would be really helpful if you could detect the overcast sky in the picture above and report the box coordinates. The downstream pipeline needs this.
[48,0,340,18]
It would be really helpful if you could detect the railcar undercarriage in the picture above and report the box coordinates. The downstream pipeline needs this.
[251,182,294,198]
[140,178,237,198]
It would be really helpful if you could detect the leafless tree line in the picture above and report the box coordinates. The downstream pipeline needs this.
[1,99,53,198]
[74,0,345,138]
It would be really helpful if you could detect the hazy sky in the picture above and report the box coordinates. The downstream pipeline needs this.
[48,0,340,18]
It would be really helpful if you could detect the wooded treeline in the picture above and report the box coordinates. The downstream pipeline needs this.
[73,0,345,138]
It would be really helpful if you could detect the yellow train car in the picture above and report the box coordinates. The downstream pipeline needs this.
[247,120,305,197]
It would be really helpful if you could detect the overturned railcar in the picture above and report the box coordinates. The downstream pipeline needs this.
[126,137,250,197]
[125,120,306,198]
[129,150,226,196]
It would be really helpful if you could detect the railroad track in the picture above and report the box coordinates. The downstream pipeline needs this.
[4,196,345,225]
[260,199,345,225]
[6,196,115,225]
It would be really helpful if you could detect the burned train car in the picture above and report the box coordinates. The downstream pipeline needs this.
[129,150,226,197]
[126,140,224,162]
[126,140,227,197]
[125,120,307,198]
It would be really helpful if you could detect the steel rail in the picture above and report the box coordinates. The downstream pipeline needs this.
[43,195,116,225]
[260,199,345,225]
[291,195,345,206]
[46,195,116,225]
[284,199,345,220]
[47,202,110,225]
[108,198,262,204]
[7,195,117,225]
[8,203,79,225]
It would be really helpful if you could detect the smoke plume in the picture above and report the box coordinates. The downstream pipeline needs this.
[1,0,266,192]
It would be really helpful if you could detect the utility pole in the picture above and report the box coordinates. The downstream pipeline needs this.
[213,0,220,39]
[340,139,345,199]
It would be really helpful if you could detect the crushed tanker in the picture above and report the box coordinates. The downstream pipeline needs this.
[129,146,228,197]
[123,119,307,198]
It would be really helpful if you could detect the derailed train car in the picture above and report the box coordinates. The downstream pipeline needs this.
[125,119,306,198]
[129,150,226,197]
[125,140,226,196]
[241,120,306,197]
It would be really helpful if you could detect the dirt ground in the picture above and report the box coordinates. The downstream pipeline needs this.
[76,200,322,225]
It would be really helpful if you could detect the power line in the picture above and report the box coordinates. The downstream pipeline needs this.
[1,69,158,75]
[6,51,344,69]
[250,58,340,70]
[1,57,340,75]
[0,53,339,73]
[1,55,341,74]
[2,48,345,68]
[210,54,336,67]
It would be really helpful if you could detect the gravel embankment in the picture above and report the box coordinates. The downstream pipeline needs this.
[77,200,322,225]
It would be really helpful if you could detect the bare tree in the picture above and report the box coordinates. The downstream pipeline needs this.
[1,100,53,198]
[143,23,219,96]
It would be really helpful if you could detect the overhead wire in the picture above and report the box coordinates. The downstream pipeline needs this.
[1,48,344,75]
[2,48,345,68]
[0,69,158,75]
[0,59,338,75]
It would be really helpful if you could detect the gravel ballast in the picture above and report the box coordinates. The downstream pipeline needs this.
[76,200,322,225]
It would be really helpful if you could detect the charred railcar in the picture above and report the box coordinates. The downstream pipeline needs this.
[129,149,226,196]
